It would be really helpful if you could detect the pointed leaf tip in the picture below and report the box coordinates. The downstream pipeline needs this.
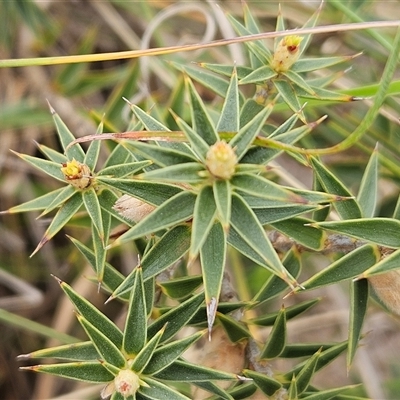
[207,297,218,341]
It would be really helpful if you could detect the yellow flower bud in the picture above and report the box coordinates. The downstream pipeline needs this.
[205,141,237,180]
[271,35,303,72]
[61,158,92,189]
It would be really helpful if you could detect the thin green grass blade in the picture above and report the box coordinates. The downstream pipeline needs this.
[190,186,217,260]
[347,279,369,371]
[123,267,147,356]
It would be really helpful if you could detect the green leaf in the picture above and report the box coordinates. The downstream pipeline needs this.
[131,326,165,373]
[198,63,253,80]
[57,278,123,347]
[301,385,362,400]
[217,69,240,133]
[13,151,66,183]
[125,140,196,168]
[255,204,320,225]
[238,65,277,84]
[158,275,203,300]
[20,361,114,383]
[360,247,400,278]
[83,123,102,171]
[32,192,83,255]
[283,70,318,97]
[229,106,271,160]
[82,188,103,241]
[131,103,169,132]
[23,341,98,361]
[273,79,305,122]
[39,185,76,217]
[77,315,125,368]
[292,55,359,73]
[259,307,287,359]
[139,377,191,400]
[113,191,196,247]
[310,157,361,219]
[172,62,229,98]
[271,217,326,251]
[5,187,65,213]
[123,267,147,355]
[231,174,305,203]
[311,218,400,248]
[96,177,183,206]
[141,162,205,184]
[36,143,68,163]
[253,248,302,305]
[147,292,204,343]
[279,342,336,359]
[347,279,369,370]
[186,76,219,146]
[50,105,85,162]
[298,244,380,291]
[356,147,379,218]
[217,313,251,343]
[285,341,348,379]
[201,222,226,335]
[143,331,204,375]
[243,370,282,397]
[213,179,231,231]
[109,225,191,301]
[230,193,297,287]
[249,298,320,326]
[154,359,238,382]
[295,350,320,394]
[97,160,153,178]
[191,186,217,260]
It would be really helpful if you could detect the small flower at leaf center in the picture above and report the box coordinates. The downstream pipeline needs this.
[271,35,303,72]
[206,140,237,180]
[114,369,140,398]
[61,158,92,189]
